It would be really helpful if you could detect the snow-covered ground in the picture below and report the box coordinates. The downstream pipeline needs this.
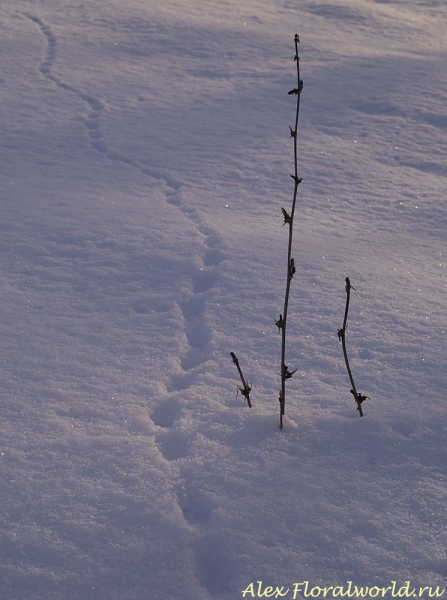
[1,0,446,598]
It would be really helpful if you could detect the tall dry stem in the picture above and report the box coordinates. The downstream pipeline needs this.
[277,34,303,429]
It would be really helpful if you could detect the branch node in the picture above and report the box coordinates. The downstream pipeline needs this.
[287,81,303,95]
[345,277,355,292]
[350,389,369,417]
[283,365,297,380]
[281,207,291,225]
[289,258,296,280]
[237,382,253,401]
[275,314,284,332]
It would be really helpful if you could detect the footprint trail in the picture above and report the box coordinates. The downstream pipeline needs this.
[25,12,225,391]
[24,18,228,581]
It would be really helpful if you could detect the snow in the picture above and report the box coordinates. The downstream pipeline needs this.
[0,0,446,598]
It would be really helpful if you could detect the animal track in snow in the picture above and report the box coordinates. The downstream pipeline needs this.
[162,190,225,376]
[25,12,225,398]
[150,397,182,428]
[193,533,243,594]
[24,17,230,591]
[150,396,191,462]
[23,13,181,186]
[179,294,212,371]
[155,428,190,462]
[24,14,107,155]
[175,483,216,525]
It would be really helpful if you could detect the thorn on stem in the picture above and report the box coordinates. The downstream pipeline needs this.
[290,175,302,185]
[289,126,297,138]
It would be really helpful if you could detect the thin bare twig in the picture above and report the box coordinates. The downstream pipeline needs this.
[338,277,369,416]
[230,352,252,408]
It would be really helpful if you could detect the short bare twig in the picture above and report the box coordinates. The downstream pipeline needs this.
[230,352,252,407]
[338,277,369,416]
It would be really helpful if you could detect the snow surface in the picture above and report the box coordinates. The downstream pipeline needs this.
[1,0,446,598]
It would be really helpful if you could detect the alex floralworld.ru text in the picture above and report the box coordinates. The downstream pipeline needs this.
[242,581,446,599]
